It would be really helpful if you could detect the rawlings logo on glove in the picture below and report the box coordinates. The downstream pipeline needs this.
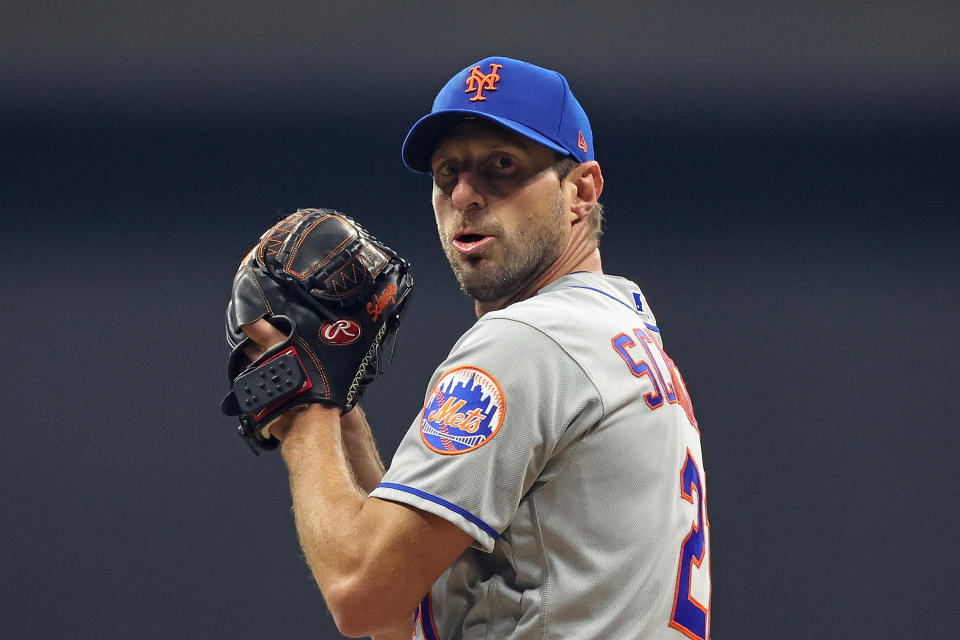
[220,208,413,454]
[320,319,363,344]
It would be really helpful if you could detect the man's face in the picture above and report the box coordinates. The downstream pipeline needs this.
[429,120,570,303]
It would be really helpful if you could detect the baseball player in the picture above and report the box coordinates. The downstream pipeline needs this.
[228,56,710,639]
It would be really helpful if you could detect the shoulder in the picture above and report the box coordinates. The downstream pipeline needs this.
[481,272,659,340]
[439,273,656,378]
[434,282,602,392]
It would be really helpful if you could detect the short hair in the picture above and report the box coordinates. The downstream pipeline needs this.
[554,156,605,246]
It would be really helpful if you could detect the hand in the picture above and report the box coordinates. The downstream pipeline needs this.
[220,209,413,453]
[239,318,334,442]
[240,318,287,361]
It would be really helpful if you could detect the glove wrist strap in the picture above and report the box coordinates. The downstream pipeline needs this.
[230,347,313,421]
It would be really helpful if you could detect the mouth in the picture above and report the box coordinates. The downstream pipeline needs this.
[452,231,494,255]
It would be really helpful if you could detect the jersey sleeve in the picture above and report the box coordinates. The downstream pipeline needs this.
[370,316,603,552]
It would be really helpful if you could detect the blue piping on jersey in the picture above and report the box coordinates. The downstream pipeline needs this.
[377,482,500,541]
[569,285,661,333]
[418,593,439,640]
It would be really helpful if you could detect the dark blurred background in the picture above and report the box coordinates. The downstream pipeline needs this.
[2,2,958,638]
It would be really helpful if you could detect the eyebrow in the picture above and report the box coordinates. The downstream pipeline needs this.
[492,132,531,148]
[479,131,532,151]
[431,135,531,166]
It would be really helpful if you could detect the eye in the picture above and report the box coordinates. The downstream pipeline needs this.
[487,155,516,171]
[480,154,520,181]
[433,162,460,183]
[432,162,460,190]
[433,162,458,177]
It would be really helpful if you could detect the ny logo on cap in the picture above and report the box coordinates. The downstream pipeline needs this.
[465,63,503,102]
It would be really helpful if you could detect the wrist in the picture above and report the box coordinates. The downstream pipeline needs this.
[277,403,341,445]
[339,405,368,433]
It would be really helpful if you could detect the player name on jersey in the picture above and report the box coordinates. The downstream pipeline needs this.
[612,326,697,429]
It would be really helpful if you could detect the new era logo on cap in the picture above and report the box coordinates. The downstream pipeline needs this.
[402,56,594,172]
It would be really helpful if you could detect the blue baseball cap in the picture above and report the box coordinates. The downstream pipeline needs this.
[402,56,594,173]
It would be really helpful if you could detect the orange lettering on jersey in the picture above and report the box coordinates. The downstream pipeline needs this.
[669,363,699,430]
[427,398,487,433]
[464,63,503,101]
[637,329,677,405]
[612,332,663,409]
[428,397,468,425]
[612,328,698,428]
[461,407,486,433]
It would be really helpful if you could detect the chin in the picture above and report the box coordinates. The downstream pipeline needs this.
[459,274,516,303]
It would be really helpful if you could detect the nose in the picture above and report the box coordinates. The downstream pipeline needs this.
[450,170,485,212]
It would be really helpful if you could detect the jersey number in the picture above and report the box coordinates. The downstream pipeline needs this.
[669,449,710,640]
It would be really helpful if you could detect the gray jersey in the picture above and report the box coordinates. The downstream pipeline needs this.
[371,272,711,639]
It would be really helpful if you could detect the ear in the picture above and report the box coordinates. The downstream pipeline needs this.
[565,161,604,221]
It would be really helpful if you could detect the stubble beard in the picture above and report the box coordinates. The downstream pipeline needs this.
[441,193,566,303]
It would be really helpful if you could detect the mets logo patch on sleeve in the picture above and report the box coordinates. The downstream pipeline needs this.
[421,366,505,455]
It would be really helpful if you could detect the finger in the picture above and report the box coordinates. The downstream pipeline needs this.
[262,404,320,442]
[261,414,291,442]
[241,318,288,361]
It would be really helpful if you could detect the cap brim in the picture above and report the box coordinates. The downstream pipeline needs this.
[401,110,569,173]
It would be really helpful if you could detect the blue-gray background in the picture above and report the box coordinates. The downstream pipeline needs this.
[3,2,958,638]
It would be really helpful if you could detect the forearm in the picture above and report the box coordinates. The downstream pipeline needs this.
[281,405,368,587]
[280,404,412,635]
[339,405,386,493]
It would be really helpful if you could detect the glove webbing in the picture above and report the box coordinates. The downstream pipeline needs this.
[346,321,389,407]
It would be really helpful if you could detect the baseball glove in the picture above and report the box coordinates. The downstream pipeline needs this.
[220,208,413,454]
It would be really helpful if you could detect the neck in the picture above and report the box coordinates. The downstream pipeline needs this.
[474,229,602,318]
